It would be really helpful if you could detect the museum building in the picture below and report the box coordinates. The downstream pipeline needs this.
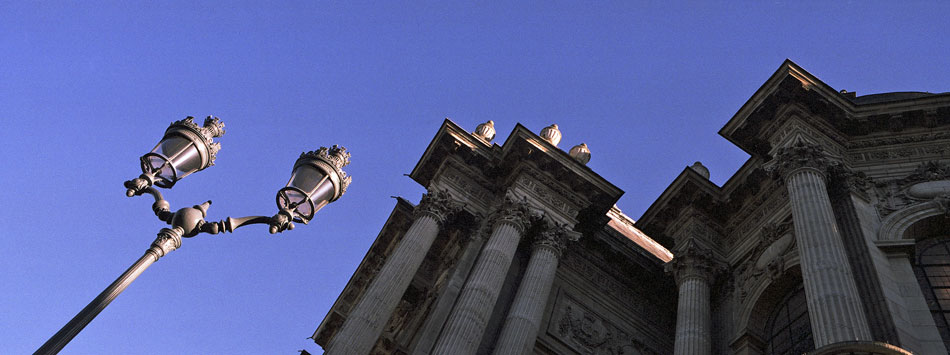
[311,60,950,354]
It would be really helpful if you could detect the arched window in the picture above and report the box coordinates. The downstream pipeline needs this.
[765,285,813,355]
[913,237,950,350]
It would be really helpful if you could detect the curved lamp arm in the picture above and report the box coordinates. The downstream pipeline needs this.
[202,210,297,235]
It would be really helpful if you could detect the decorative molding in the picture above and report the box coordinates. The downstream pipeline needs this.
[549,294,659,355]
[147,226,184,259]
[849,142,950,164]
[848,130,950,149]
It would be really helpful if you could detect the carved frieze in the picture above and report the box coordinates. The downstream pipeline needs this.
[513,170,584,221]
[849,130,950,149]
[436,160,493,211]
[549,294,659,355]
[873,161,950,218]
[560,251,655,323]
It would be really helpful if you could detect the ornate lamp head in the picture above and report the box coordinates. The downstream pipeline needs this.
[276,145,352,224]
[139,116,225,188]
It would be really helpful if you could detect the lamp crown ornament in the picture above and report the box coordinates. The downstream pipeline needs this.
[304,145,352,170]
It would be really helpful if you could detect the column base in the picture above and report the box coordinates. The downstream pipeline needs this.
[807,341,912,355]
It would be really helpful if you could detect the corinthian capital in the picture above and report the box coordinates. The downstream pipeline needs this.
[488,195,532,233]
[413,190,461,226]
[666,241,725,285]
[765,141,832,181]
[532,219,582,257]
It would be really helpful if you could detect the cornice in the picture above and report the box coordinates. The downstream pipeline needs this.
[637,166,722,248]
[498,123,624,231]
[409,119,497,189]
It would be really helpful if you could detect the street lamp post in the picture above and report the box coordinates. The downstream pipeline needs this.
[35,116,351,355]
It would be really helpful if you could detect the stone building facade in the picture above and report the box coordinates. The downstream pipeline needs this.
[312,60,950,355]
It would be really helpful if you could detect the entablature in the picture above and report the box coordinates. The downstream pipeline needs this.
[411,119,623,234]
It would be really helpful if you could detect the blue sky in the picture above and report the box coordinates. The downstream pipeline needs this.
[2,1,949,354]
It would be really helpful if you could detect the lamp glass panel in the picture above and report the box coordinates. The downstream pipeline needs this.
[280,188,313,220]
[154,135,203,176]
[310,178,335,207]
[145,155,176,183]
[288,165,326,195]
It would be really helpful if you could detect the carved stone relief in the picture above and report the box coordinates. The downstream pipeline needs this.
[733,221,795,306]
[873,161,950,218]
[560,251,656,324]
[548,294,658,355]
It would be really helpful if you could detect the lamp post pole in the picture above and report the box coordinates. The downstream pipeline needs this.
[34,117,351,355]
[35,227,181,355]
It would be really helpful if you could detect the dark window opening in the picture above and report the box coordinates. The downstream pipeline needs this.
[765,284,814,355]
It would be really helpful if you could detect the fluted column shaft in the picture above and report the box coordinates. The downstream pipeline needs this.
[432,210,527,355]
[668,242,717,355]
[673,273,711,355]
[326,193,453,355]
[785,167,872,346]
[493,234,564,355]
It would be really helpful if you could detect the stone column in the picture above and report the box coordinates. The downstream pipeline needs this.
[768,141,872,346]
[412,230,488,354]
[493,222,577,355]
[668,241,719,355]
[431,198,530,355]
[326,191,457,355]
